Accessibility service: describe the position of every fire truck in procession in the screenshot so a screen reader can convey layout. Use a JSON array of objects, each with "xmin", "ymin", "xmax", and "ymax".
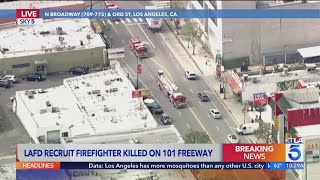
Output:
[
  {"xmin": 104, "ymin": 1, "xmax": 120, "ymax": 21},
  {"xmin": 129, "ymin": 37, "xmax": 149, "ymax": 59},
  {"xmin": 156, "ymin": 70, "xmax": 187, "ymax": 108}
]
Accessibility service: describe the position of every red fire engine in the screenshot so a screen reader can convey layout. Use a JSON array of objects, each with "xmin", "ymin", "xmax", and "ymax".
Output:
[
  {"xmin": 156, "ymin": 70, "xmax": 187, "ymax": 108},
  {"xmin": 129, "ymin": 37, "xmax": 149, "ymax": 59},
  {"xmin": 104, "ymin": 1, "xmax": 120, "ymax": 21}
]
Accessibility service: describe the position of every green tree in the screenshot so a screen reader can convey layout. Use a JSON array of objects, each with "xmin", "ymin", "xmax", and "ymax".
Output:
[
  {"xmin": 185, "ymin": 129, "xmax": 211, "ymax": 144},
  {"xmin": 254, "ymin": 121, "xmax": 272, "ymax": 144},
  {"xmin": 180, "ymin": 21, "xmax": 204, "ymax": 55},
  {"xmin": 170, "ymin": 0, "xmax": 184, "ymax": 35},
  {"xmin": 179, "ymin": 19, "xmax": 192, "ymax": 48}
]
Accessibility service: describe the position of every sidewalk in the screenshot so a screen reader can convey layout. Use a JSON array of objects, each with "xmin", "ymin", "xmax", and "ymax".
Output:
[{"xmin": 161, "ymin": 19, "xmax": 264, "ymax": 143}]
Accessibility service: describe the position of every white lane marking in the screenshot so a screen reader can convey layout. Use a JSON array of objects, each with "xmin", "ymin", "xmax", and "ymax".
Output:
[
  {"xmin": 107, "ymin": 19, "xmax": 112, "ymax": 24},
  {"xmin": 178, "ymin": 111, "xmax": 181, "ymax": 116},
  {"xmin": 120, "ymin": 19, "xmax": 125, "ymax": 24},
  {"xmin": 130, "ymin": 51, "xmax": 134, "ymax": 56},
  {"xmin": 190, "ymin": 89, "xmax": 193, "ymax": 93},
  {"xmin": 149, "ymin": 74, "xmax": 154, "ymax": 79},
  {"xmin": 111, "ymin": 24, "xmax": 118, "ymax": 33},
  {"xmin": 139, "ymin": 18, "xmax": 143, "ymax": 22},
  {"xmin": 120, "ymin": 58, "xmax": 163, "ymax": 112},
  {"xmin": 122, "ymin": 40, "xmax": 125, "ymax": 44},
  {"xmin": 133, "ymin": 18, "xmax": 138, "ymax": 22},
  {"xmin": 156, "ymin": 32, "xmax": 160, "ymax": 36},
  {"xmin": 208, "ymin": 114, "xmax": 211, "ymax": 118},
  {"xmin": 187, "ymin": 123, "xmax": 190, "ymax": 129},
  {"xmin": 198, "ymin": 101, "xmax": 201, "ymax": 105},
  {"xmin": 115, "ymin": 21, "xmax": 119, "ymax": 24},
  {"xmin": 162, "ymin": 41, "xmax": 165, "ymax": 45},
  {"xmin": 103, "ymin": 21, "xmax": 106, "ymax": 26},
  {"xmin": 175, "ymin": 64, "xmax": 180, "ymax": 70},
  {"xmin": 126, "ymin": 22, "xmax": 148, "ymax": 26},
  {"xmin": 216, "ymin": 126, "xmax": 220, "ymax": 131},
  {"xmin": 138, "ymin": 24, "xmax": 156, "ymax": 48},
  {"xmin": 126, "ymin": 18, "xmax": 131, "ymax": 23}
]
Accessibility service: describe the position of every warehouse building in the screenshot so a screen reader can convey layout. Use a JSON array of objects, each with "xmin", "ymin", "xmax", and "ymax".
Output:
[
  {"xmin": 0, "ymin": 1, "xmax": 86, "ymax": 25},
  {"xmin": 13, "ymin": 65, "xmax": 184, "ymax": 144},
  {"xmin": 0, "ymin": 18, "xmax": 105, "ymax": 75},
  {"xmin": 189, "ymin": 0, "xmax": 320, "ymax": 68}
]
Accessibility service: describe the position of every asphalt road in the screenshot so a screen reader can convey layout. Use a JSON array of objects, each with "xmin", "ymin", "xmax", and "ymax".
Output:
[{"xmin": 98, "ymin": 0, "xmax": 251, "ymax": 145}]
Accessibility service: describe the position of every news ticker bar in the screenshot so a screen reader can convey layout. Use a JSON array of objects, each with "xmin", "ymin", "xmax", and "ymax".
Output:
[
  {"xmin": 4, "ymin": 9, "xmax": 320, "ymax": 19},
  {"xmin": 16, "ymin": 162, "xmax": 304, "ymax": 170}
]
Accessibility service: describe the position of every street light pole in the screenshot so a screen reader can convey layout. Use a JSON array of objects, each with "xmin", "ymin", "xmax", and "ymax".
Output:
[{"xmin": 136, "ymin": 57, "xmax": 139, "ymax": 90}]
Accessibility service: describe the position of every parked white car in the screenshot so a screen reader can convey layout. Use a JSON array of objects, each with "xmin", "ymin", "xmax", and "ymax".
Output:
[
  {"xmin": 209, "ymin": 109, "xmax": 222, "ymax": 119},
  {"xmin": 1, "ymin": 75, "xmax": 16, "ymax": 83},
  {"xmin": 227, "ymin": 134, "xmax": 240, "ymax": 144},
  {"xmin": 185, "ymin": 70, "xmax": 197, "ymax": 80}
]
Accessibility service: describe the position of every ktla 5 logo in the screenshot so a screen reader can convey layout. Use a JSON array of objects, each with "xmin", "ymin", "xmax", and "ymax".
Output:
[{"xmin": 286, "ymin": 138, "xmax": 304, "ymax": 162}]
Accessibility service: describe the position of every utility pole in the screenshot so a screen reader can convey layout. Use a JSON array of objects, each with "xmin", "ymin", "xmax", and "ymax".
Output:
[
  {"xmin": 136, "ymin": 57, "xmax": 139, "ymax": 90},
  {"xmin": 90, "ymin": 0, "xmax": 93, "ymax": 10}
]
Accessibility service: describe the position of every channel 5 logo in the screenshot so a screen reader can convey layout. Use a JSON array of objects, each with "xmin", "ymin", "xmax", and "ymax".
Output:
[{"xmin": 285, "ymin": 138, "xmax": 304, "ymax": 162}]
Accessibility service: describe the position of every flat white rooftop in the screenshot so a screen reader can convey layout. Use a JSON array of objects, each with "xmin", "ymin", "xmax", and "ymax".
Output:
[
  {"xmin": 64, "ymin": 125, "xmax": 184, "ymax": 144},
  {"xmin": 298, "ymin": 46, "xmax": 320, "ymax": 59},
  {"xmin": 16, "ymin": 66, "xmax": 158, "ymax": 137},
  {"xmin": 0, "ymin": 18, "xmax": 105, "ymax": 59},
  {"xmin": 0, "ymin": 1, "xmax": 85, "ymax": 9},
  {"xmin": 295, "ymin": 124, "xmax": 320, "ymax": 138}
]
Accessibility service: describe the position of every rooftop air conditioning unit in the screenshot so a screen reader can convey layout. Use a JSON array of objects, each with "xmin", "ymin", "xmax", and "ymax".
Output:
[
  {"xmin": 243, "ymin": 74, "xmax": 248, "ymax": 82},
  {"xmin": 86, "ymin": 83, "xmax": 90, "ymax": 87},
  {"xmin": 47, "ymin": 105, "xmax": 53, "ymax": 113},
  {"xmin": 56, "ymin": 27, "xmax": 63, "ymax": 35},
  {"xmin": 252, "ymin": 77, "xmax": 257, "ymax": 84}
]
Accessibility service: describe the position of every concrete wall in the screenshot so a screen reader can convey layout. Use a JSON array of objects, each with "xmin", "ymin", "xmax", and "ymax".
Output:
[
  {"xmin": 15, "ymin": 92, "xmax": 40, "ymax": 144},
  {"xmin": 221, "ymin": 1, "xmax": 320, "ymax": 67},
  {"xmin": 0, "ymin": 46, "xmax": 104, "ymax": 75}
]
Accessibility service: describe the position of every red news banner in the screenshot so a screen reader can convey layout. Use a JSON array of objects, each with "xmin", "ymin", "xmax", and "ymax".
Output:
[
  {"xmin": 223, "ymin": 144, "xmax": 285, "ymax": 162},
  {"xmin": 16, "ymin": 9, "xmax": 42, "ymax": 25}
]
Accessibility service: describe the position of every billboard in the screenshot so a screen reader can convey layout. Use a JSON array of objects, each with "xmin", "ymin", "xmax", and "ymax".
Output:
[{"xmin": 253, "ymin": 92, "xmax": 268, "ymax": 106}]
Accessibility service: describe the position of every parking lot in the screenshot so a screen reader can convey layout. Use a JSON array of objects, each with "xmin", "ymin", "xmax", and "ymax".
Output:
[{"xmin": 0, "ymin": 72, "xmax": 75, "ymax": 157}]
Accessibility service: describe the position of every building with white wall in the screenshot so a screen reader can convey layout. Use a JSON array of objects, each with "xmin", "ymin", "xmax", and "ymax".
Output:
[
  {"xmin": 291, "ymin": 125, "xmax": 320, "ymax": 180},
  {"xmin": 12, "ymin": 65, "xmax": 184, "ymax": 144},
  {"xmin": 189, "ymin": 0, "xmax": 320, "ymax": 68}
]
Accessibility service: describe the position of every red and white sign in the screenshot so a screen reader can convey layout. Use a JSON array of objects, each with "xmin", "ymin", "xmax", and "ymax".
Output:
[
  {"xmin": 16, "ymin": 9, "xmax": 40, "ymax": 18},
  {"xmin": 253, "ymin": 92, "xmax": 268, "ymax": 106},
  {"xmin": 16, "ymin": 9, "xmax": 42, "ymax": 25},
  {"xmin": 132, "ymin": 90, "xmax": 141, "ymax": 98},
  {"xmin": 137, "ymin": 63, "xmax": 142, "ymax": 74}
]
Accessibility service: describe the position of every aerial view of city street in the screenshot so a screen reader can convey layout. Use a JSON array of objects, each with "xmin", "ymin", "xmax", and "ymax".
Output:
[{"xmin": 0, "ymin": 0, "xmax": 320, "ymax": 180}]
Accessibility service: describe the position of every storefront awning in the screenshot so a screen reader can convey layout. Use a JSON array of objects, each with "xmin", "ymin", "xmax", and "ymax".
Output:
[{"xmin": 227, "ymin": 78, "xmax": 241, "ymax": 94}]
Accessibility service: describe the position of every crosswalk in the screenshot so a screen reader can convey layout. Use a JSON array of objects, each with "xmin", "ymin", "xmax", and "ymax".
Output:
[
  {"xmin": 151, "ymin": 1, "xmax": 170, "ymax": 9},
  {"xmin": 104, "ymin": 18, "xmax": 145, "ymax": 25},
  {"xmin": 103, "ymin": 1, "xmax": 171, "ymax": 25}
]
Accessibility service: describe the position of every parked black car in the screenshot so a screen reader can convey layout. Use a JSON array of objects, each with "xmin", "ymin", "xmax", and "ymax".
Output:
[
  {"xmin": 159, "ymin": 113, "xmax": 172, "ymax": 125},
  {"xmin": 198, "ymin": 92, "xmax": 209, "ymax": 102},
  {"xmin": 0, "ymin": 79, "xmax": 11, "ymax": 88},
  {"xmin": 152, "ymin": 104, "xmax": 164, "ymax": 115},
  {"xmin": 22, "ymin": 74, "xmax": 45, "ymax": 82},
  {"xmin": 70, "ymin": 67, "xmax": 89, "ymax": 75}
]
